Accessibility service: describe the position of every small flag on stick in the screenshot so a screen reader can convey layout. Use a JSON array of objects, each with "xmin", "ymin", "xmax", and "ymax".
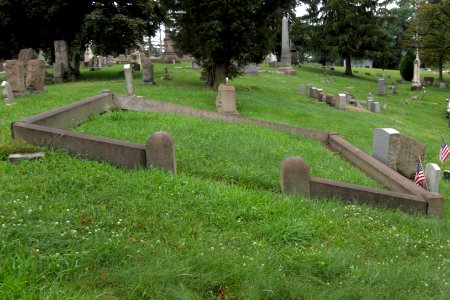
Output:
[
  {"xmin": 439, "ymin": 137, "xmax": 450, "ymax": 163},
  {"xmin": 414, "ymin": 162, "xmax": 425, "ymax": 187}
]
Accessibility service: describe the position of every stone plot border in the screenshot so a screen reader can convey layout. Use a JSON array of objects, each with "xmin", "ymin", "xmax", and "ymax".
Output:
[{"xmin": 11, "ymin": 91, "xmax": 444, "ymax": 217}]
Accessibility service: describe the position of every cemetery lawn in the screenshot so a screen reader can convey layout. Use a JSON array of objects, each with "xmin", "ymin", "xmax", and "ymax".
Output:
[{"xmin": 0, "ymin": 64, "xmax": 449, "ymax": 299}]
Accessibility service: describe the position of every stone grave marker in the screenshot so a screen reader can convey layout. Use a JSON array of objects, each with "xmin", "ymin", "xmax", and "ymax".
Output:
[
  {"xmin": 142, "ymin": 59, "xmax": 156, "ymax": 85},
  {"xmin": 391, "ymin": 85, "xmax": 397, "ymax": 95},
  {"xmin": 2, "ymin": 81, "xmax": 14, "ymax": 104},
  {"xmin": 311, "ymin": 87, "xmax": 317, "ymax": 98},
  {"xmin": 216, "ymin": 83, "xmax": 238, "ymax": 115},
  {"xmin": 244, "ymin": 63, "xmax": 258, "ymax": 76},
  {"xmin": 377, "ymin": 78, "xmax": 387, "ymax": 96},
  {"xmin": 26, "ymin": 59, "xmax": 45, "ymax": 91},
  {"xmin": 280, "ymin": 156, "xmax": 310, "ymax": 196},
  {"xmin": 123, "ymin": 64, "xmax": 135, "ymax": 96},
  {"xmin": 336, "ymin": 93, "xmax": 346, "ymax": 109},
  {"xmin": 9, "ymin": 152, "xmax": 45, "ymax": 164},
  {"xmin": 145, "ymin": 131, "xmax": 176, "ymax": 174},
  {"xmin": 370, "ymin": 102, "xmax": 380, "ymax": 113},
  {"xmin": 316, "ymin": 88, "xmax": 323, "ymax": 100},
  {"xmin": 5, "ymin": 60, "xmax": 25, "ymax": 93},
  {"xmin": 372, "ymin": 128, "xmax": 400, "ymax": 170},
  {"xmin": 299, "ymin": 84, "xmax": 305, "ymax": 94},
  {"xmin": 397, "ymin": 135, "xmax": 426, "ymax": 179},
  {"xmin": 162, "ymin": 65, "xmax": 171, "ymax": 80},
  {"xmin": 425, "ymin": 163, "xmax": 441, "ymax": 193},
  {"xmin": 325, "ymin": 94, "xmax": 335, "ymax": 106},
  {"xmin": 306, "ymin": 84, "xmax": 312, "ymax": 97}
]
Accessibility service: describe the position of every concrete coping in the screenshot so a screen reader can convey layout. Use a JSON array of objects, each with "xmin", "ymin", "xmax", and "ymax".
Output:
[{"xmin": 10, "ymin": 92, "xmax": 444, "ymax": 217}]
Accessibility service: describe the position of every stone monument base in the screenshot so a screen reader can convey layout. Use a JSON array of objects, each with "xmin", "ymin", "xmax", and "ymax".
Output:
[
  {"xmin": 278, "ymin": 66, "xmax": 296, "ymax": 75},
  {"xmin": 410, "ymin": 85, "xmax": 422, "ymax": 91}
]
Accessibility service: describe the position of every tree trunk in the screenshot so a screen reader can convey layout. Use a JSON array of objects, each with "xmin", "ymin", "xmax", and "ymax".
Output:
[
  {"xmin": 438, "ymin": 54, "xmax": 443, "ymax": 82},
  {"xmin": 344, "ymin": 54, "xmax": 353, "ymax": 76},
  {"xmin": 212, "ymin": 62, "xmax": 227, "ymax": 89}
]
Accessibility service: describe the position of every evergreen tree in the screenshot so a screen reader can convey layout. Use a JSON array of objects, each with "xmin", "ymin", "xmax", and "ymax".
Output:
[
  {"xmin": 298, "ymin": 0, "xmax": 393, "ymax": 75},
  {"xmin": 161, "ymin": 0, "xmax": 297, "ymax": 88},
  {"xmin": 399, "ymin": 49, "xmax": 415, "ymax": 81},
  {"xmin": 416, "ymin": 0, "xmax": 450, "ymax": 82}
]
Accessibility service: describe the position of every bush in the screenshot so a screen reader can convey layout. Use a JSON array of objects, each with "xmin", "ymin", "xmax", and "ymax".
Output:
[{"xmin": 399, "ymin": 50, "xmax": 415, "ymax": 81}]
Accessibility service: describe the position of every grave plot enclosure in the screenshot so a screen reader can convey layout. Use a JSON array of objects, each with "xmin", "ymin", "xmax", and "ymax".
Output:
[{"xmin": 11, "ymin": 92, "xmax": 444, "ymax": 217}]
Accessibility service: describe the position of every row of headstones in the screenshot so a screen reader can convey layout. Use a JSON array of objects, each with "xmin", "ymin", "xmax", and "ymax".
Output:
[
  {"xmin": 84, "ymin": 55, "xmax": 114, "ymax": 69},
  {"xmin": 372, "ymin": 128, "xmax": 440, "ymax": 191},
  {"xmin": 299, "ymin": 83, "xmax": 373, "ymax": 111},
  {"xmin": 123, "ymin": 60, "xmax": 172, "ymax": 96},
  {"xmin": 2, "ymin": 59, "xmax": 46, "ymax": 103}
]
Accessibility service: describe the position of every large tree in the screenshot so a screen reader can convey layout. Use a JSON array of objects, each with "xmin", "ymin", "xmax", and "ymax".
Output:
[
  {"xmin": 161, "ymin": 0, "xmax": 297, "ymax": 88},
  {"xmin": 416, "ymin": 0, "xmax": 450, "ymax": 82},
  {"xmin": 297, "ymin": 0, "xmax": 393, "ymax": 75},
  {"xmin": 80, "ymin": 0, "xmax": 163, "ymax": 56},
  {"xmin": 0, "ymin": 0, "xmax": 163, "ymax": 71}
]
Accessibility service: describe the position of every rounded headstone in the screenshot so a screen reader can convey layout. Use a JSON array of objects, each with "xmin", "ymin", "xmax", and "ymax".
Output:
[
  {"xmin": 280, "ymin": 156, "xmax": 310, "ymax": 196},
  {"xmin": 145, "ymin": 131, "xmax": 176, "ymax": 174}
]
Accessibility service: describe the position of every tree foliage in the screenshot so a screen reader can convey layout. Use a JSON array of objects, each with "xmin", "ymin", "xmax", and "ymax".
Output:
[
  {"xmin": 161, "ymin": 0, "xmax": 297, "ymax": 88},
  {"xmin": 80, "ymin": 0, "xmax": 163, "ymax": 56},
  {"xmin": 0, "ymin": 0, "xmax": 163, "ymax": 62},
  {"xmin": 399, "ymin": 49, "xmax": 415, "ymax": 81},
  {"xmin": 416, "ymin": 0, "xmax": 450, "ymax": 81},
  {"xmin": 295, "ymin": 0, "xmax": 394, "ymax": 75}
]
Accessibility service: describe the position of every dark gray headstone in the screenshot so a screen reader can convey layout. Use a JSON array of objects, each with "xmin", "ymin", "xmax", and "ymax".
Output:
[
  {"xmin": 145, "ymin": 131, "xmax": 176, "ymax": 174},
  {"xmin": 280, "ymin": 156, "xmax": 310, "ymax": 196}
]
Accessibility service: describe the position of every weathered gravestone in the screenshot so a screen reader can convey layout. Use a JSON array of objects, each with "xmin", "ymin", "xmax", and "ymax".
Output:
[
  {"xmin": 162, "ymin": 65, "xmax": 171, "ymax": 80},
  {"xmin": 305, "ymin": 84, "xmax": 312, "ymax": 97},
  {"xmin": 325, "ymin": 94, "xmax": 335, "ymax": 106},
  {"xmin": 316, "ymin": 88, "xmax": 323, "ymax": 100},
  {"xmin": 336, "ymin": 93, "xmax": 346, "ymax": 109},
  {"xmin": 216, "ymin": 83, "xmax": 238, "ymax": 115},
  {"xmin": 18, "ymin": 48, "xmax": 38, "ymax": 67},
  {"xmin": 397, "ymin": 135, "xmax": 426, "ymax": 179},
  {"xmin": 310, "ymin": 87, "xmax": 317, "ymax": 98},
  {"xmin": 299, "ymin": 84, "xmax": 305, "ymax": 94},
  {"xmin": 123, "ymin": 64, "xmax": 135, "ymax": 96},
  {"xmin": 5, "ymin": 60, "xmax": 25, "ymax": 93},
  {"xmin": 146, "ymin": 131, "xmax": 176, "ymax": 174},
  {"xmin": 280, "ymin": 156, "xmax": 310, "ymax": 196},
  {"xmin": 53, "ymin": 40, "xmax": 71, "ymax": 81},
  {"xmin": 369, "ymin": 102, "xmax": 380, "ymax": 113},
  {"xmin": 9, "ymin": 152, "xmax": 45, "ymax": 164},
  {"xmin": 142, "ymin": 59, "xmax": 156, "ymax": 85},
  {"xmin": 26, "ymin": 59, "xmax": 45, "ymax": 91},
  {"xmin": 1, "ymin": 81, "xmax": 14, "ymax": 104},
  {"xmin": 377, "ymin": 78, "xmax": 387, "ymax": 96},
  {"xmin": 244, "ymin": 63, "xmax": 258, "ymax": 76},
  {"xmin": 372, "ymin": 128, "xmax": 400, "ymax": 170},
  {"xmin": 425, "ymin": 163, "xmax": 441, "ymax": 193},
  {"xmin": 391, "ymin": 84, "xmax": 397, "ymax": 95}
]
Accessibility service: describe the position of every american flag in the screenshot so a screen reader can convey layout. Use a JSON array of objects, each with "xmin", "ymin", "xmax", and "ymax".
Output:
[
  {"xmin": 414, "ymin": 162, "xmax": 425, "ymax": 187},
  {"xmin": 439, "ymin": 137, "xmax": 450, "ymax": 163}
]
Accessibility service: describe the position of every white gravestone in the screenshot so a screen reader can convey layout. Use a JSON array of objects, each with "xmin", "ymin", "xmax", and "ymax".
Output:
[
  {"xmin": 124, "ymin": 64, "xmax": 135, "ymax": 96},
  {"xmin": 336, "ymin": 93, "xmax": 346, "ymax": 109},
  {"xmin": 2, "ymin": 81, "xmax": 15, "ymax": 104},
  {"xmin": 372, "ymin": 128, "xmax": 400, "ymax": 170},
  {"xmin": 425, "ymin": 163, "xmax": 440, "ymax": 193}
]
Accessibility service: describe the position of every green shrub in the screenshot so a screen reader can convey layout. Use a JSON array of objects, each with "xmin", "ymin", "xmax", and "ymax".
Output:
[{"xmin": 399, "ymin": 49, "xmax": 415, "ymax": 81}]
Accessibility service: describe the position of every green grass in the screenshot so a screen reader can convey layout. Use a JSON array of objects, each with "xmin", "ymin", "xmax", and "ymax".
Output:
[{"xmin": 0, "ymin": 63, "xmax": 449, "ymax": 299}]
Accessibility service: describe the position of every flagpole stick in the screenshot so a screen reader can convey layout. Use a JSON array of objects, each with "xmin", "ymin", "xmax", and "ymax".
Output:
[{"xmin": 418, "ymin": 156, "xmax": 429, "ymax": 190}]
